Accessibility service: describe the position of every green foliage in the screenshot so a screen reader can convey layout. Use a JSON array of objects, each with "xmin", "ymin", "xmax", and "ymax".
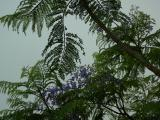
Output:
[
  {"xmin": 1, "ymin": 0, "xmax": 160, "ymax": 120},
  {"xmin": 0, "ymin": 61, "xmax": 58, "ymax": 120},
  {"xmin": 95, "ymin": 8, "xmax": 160, "ymax": 78},
  {"xmin": 0, "ymin": 0, "xmax": 54, "ymax": 36},
  {"xmin": 0, "ymin": 0, "xmax": 84, "ymax": 79}
]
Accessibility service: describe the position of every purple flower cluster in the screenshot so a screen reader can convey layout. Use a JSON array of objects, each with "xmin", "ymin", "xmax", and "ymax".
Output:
[{"xmin": 44, "ymin": 65, "xmax": 93, "ymax": 107}]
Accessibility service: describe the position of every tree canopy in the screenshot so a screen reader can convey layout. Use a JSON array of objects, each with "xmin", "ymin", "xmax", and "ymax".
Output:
[{"xmin": 1, "ymin": 0, "xmax": 160, "ymax": 120}]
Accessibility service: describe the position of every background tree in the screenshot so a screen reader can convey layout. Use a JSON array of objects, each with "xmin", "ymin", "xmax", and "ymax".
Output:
[
  {"xmin": 1, "ymin": 0, "xmax": 160, "ymax": 120},
  {"xmin": 0, "ymin": 61, "xmax": 56, "ymax": 120},
  {"xmin": 1, "ymin": 0, "xmax": 160, "ymax": 77},
  {"xmin": 0, "ymin": 61, "xmax": 92, "ymax": 120}
]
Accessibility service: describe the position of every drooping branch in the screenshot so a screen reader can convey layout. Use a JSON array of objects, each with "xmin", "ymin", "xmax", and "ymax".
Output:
[
  {"xmin": 37, "ymin": 88, "xmax": 51, "ymax": 112},
  {"xmin": 80, "ymin": 0, "xmax": 160, "ymax": 77}
]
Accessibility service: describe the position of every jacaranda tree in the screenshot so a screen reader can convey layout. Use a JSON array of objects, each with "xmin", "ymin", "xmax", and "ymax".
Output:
[
  {"xmin": 1, "ymin": 0, "xmax": 160, "ymax": 120},
  {"xmin": 0, "ymin": 61, "xmax": 93, "ymax": 120}
]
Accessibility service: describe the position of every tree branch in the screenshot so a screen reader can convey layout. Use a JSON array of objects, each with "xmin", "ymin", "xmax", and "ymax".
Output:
[
  {"xmin": 37, "ymin": 88, "xmax": 51, "ymax": 112},
  {"xmin": 102, "ymin": 104, "xmax": 122, "ymax": 115},
  {"xmin": 80, "ymin": 0, "xmax": 160, "ymax": 77}
]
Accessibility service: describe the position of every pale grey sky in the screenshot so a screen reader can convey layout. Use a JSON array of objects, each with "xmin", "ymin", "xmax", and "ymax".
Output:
[{"xmin": 0, "ymin": 0, "xmax": 160, "ymax": 110}]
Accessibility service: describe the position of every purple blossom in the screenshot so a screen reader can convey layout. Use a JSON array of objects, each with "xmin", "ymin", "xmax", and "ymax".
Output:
[
  {"xmin": 70, "ymin": 76, "xmax": 75, "ymax": 81},
  {"xmin": 62, "ymin": 83, "xmax": 71, "ymax": 91},
  {"xmin": 43, "ymin": 65, "xmax": 93, "ymax": 107},
  {"xmin": 80, "ymin": 67, "xmax": 87, "ymax": 78},
  {"xmin": 70, "ymin": 81, "xmax": 77, "ymax": 89},
  {"xmin": 47, "ymin": 87, "xmax": 59, "ymax": 95}
]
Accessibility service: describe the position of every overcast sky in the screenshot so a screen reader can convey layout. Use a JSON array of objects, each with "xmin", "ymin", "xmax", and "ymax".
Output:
[{"xmin": 0, "ymin": 0, "xmax": 160, "ymax": 110}]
